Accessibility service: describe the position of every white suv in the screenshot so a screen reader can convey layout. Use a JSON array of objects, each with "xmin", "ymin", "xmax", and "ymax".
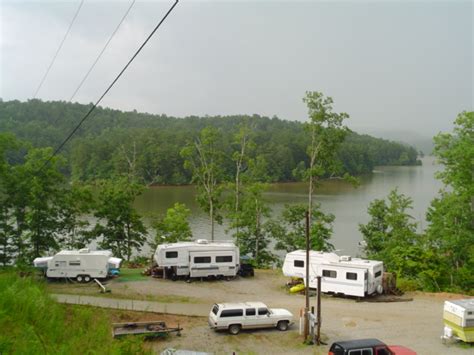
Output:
[{"xmin": 208, "ymin": 301, "xmax": 293, "ymax": 335}]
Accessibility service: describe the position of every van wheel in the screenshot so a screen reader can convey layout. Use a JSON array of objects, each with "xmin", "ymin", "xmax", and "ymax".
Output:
[
  {"xmin": 76, "ymin": 275, "xmax": 83, "ymax": 283},
  {"xmin": 84, "ymin": 275, "xmax": 91, "ymax": 283},
  {"xmin": 228, "ymin": 324, "xmax": 241, "ymax": 335},
  {"xmin": 171, "ymin": 274, "xmax": 178, "ymax": 281},
  {"xmin": 277, "ymin": 321, "xmax": 289, "ymax": 331}
]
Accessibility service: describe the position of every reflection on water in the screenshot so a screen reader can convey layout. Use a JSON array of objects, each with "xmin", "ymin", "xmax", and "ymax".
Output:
[{"xmin": 135, "ymin": 157, "xmax": 442, "ymax": 257}]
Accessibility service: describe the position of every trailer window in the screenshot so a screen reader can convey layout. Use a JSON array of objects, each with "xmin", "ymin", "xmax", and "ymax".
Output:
[
  {"xmin": 216, "ymin": 256, "xmax": 232, "ymax": 263},
  {"xmin": 258, "ymin": 308, "xmax": 269, "ymax": 315},
  {"xmin": 375, "ymin": 270, "xmax": 382, "ymax": 278},
  {"xmin": 322, "ymin": 269, "xmax": 337, "ymax": 278},
  {"xmin": 220, "ymin": 309, "xmax": 243, "ymax": 318},
  {"xmin": 165, "ymin": 251, "xmax": 178, "ymax": 258},
  {"xmin": 69, "ymin": 261, "xmax": 81, "ymax": 266},
  {"xmin": 346, "ymin": 272, "xmax": 358, "ymax": 280},
  {"xmin": 54, "ymin": 261, "xmax": 66, "ymax": 267},
  {"xmin": 348, "ymin": 350, "xmax": 373, "ymax": 355},
  {"xmin": 245, "ymin": 308, "xmax": 256, "ymax": 316},
  {"xmin": 294, "ymin": 260, "xmax": 304, "ymax": 268},
  {"xmin": 194, "ymin": 256, "xmax": 211, "ymax": 263}
]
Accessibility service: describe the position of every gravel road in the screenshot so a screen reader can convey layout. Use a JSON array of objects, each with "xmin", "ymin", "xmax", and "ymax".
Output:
[{"xmin": 48, "ymin": 270, "xmax": 472, "ymax": 355}]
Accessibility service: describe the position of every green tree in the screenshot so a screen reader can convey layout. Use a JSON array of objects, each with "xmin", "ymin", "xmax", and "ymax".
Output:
[
  {"xmin": 425, "ymin": 111, "xmax": 474, "ymax": 291},
  {"xmin": 23, "ymin": 148, "xmax": 68, "ymax": 259},
  {"xmin": 92, "ymin": 177, "xmax": 148, "ymax": 261},
  {"xmin": 302, "ymin": 92, "xmax": 349, "ymax": 250},
  {"xmin": 181, "ymin": 127, "xmax": 224, "ymax": 241},
  {"xmin": 359, "ymin": 189, "xmax": 427, "ymax": 280},
  {"xmin": 153, "ymin": 202, "xmax": 192, "ymax": 245},
  {"xmin": 231, "ymin": 183, "xmax": 277, "ymax": 267},
  {"xmin": 274, "ymin": 203, "xmax": 335, "ymax": 253}
]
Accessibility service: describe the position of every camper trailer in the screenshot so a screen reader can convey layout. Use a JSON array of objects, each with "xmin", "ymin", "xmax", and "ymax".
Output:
[
  {"xmin": 443, "ymin": 299, "xmax": 474, "ymax": 342},
  {"xmin": 33, "ymin": 248, "xmax": 122, "ymax": 282},
  {"xmin": 282, "ymin": 250, "xmax": 384, "ymax": 297},
  {"xmin": 154, "ymin": 239, "xmax": 240, "ymax": 280}
]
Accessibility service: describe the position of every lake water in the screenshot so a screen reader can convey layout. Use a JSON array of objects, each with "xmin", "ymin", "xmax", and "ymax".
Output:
[{"xmin": 135, "ymin": 156, "xmax": 442, "ymax": 257}]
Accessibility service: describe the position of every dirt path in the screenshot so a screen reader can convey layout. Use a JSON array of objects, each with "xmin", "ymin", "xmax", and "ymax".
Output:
[{"xmin": 47, "ymin": 270, "xmax": 472, "ymax": 354}]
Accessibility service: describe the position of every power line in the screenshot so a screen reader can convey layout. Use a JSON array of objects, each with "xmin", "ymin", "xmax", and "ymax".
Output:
[
  {"xmin": 33, "ymin": 0, "xmax": 84, "ymax": 99},
  {"xmin": 68, "ymin": 0, "xmax": 136, "ymax": 102},
  {"xmin": 40, "ymin": 0, "xmax": 180, "ymax": 172}
]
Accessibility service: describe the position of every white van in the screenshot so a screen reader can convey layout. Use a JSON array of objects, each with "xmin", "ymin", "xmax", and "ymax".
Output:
[{"xmin": 208, "ymin": 302, "xmax": 293, "ymax": 335}]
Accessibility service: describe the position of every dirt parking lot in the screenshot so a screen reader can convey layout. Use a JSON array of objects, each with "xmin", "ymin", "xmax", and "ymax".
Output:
[{"xmin": 48, "ymin": 269, "xmax": 472, "ymax": 354}]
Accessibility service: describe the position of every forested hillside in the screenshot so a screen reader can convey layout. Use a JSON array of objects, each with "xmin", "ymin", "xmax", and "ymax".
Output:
[{"xmin": 0, "ymin": 99, "xmax": 420, "ymax": 184}]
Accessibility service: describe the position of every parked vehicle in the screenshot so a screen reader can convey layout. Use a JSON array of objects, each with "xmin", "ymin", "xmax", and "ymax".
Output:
[
  {"xmin": 442, "ymin": 299, "xmax": 474, "ymax": 342},
  {"xmin": 33, "ymin": 248, "xmax": 122, "ymax": 282},
  {"xmin": 154, "ymin": 239, "xmax": 240, "ymax": 280},
  {"xmin": 282, "ymin": 250, "xmax": 384, "ymax": 297},
  {"xmin": 238, "ymin": 262, "xmax": 255, "ymax": 277},
  {"xmin": 208, "ymin": 301, "xmax": 293, "ymax": 335},
  {"xmin": 328, "ymin": 338, "xmax": 417, "ymax": 355}
]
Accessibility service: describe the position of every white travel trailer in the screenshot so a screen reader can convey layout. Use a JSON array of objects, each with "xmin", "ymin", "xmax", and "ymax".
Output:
[
  {"xmin": 282, "ymin": 250, "xmax": 384, "ymax": 297},
  {"xmin": 33, "ymin": 248, "xmax": 122, "ymax": 282},
  {"xmin": 154, "ymin": 239, "xmax": 240, "ymax": 280}
]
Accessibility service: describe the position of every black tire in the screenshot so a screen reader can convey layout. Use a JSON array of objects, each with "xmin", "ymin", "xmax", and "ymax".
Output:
[
  {"xmin": 76, "ymin": 275, "xmax": 83, "ymax": 283},
  {"xmin": 228, "ymin": 324, "xmax": 241, "ymax": 335},
  {"xmin": 277, "ymin": 321, "xmax": 289, "ymax": 331},
  {"xmin": 84, "ymin": 275, "xmax": 91, "ymax": 283},
  {"xmin": 171, "ymin": 274, "xmax": 178, "ymax": 281}
]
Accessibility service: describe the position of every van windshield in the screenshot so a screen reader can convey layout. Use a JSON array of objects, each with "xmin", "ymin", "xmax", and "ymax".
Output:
[{"xmin": 212, "ymin": 305, "xmax": 219, "ymax": 315}]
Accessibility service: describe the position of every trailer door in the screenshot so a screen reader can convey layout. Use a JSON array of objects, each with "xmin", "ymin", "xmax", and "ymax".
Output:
[{"xmin": 189, "ymin": 252, "xmax": 217, "ymax": 278}]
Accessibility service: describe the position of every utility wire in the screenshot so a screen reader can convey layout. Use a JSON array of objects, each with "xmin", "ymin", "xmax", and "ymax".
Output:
[
  {"xmin": 68, "ymin": 0, "xmax": 136, "ymax": 102},
  {"xmin": 33, "ymin": 0, "xmax": 84, "ymax": 99},
  {"xmin": 40, "ymin": 0, "xmax": 179, "ymax": 171}
]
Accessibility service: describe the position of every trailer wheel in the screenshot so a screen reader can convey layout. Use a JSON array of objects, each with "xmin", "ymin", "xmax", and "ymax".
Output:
[
  {"xmin": 76, "ymin": 275, "xmax": 83, "ymax": 283},
  {"xmin": 84, "ymin": 275, "xmax": 91, "ymax": 283},
  {"xmin": 277, "ymin": 321, "xmax": 289, "ymax": 331},
  {"xmin": 228, "ymin": 324, "xmax": 241, "ymax": 335}
]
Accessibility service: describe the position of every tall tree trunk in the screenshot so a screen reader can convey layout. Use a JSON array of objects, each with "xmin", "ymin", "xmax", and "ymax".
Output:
[{"xmin": 210, "ymin": 198, "xmax": 214, "ymax": 242}]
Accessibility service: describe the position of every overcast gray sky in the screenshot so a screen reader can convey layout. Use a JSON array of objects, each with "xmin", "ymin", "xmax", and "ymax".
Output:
[{"xmin": 1, "ymin": 0, "xmax": 472, "ymax": 138}]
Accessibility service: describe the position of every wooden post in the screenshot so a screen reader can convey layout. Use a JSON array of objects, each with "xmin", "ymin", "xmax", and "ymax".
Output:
[
  {"xmin": 304, "ymin": 210, "xmax": 310, "ymax": 340},
  {"xmin": 316, "ymin": 275, "xmax": 322, "ymax": 345}
]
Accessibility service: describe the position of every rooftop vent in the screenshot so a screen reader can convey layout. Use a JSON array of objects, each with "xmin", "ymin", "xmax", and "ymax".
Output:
[
  {"xmin": 196, "ymin": 239, "xmax": 209, "ymax": 244},
  {"xmin": 79, "ymin": 248, "xmax": 90, "ymax": 253},
  {"xmin": 340, "ymin": 255, "xmax": 351, "ymax": 262}
]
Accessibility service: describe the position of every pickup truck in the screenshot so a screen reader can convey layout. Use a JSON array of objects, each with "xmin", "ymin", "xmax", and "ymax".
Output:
[
  {"xmin": 329, "ymin": 338, "xmax": 417, "ymax": 355},
  {"xmin": 208, "ymin": 302, "xmax": 293, "ymax": 335}
]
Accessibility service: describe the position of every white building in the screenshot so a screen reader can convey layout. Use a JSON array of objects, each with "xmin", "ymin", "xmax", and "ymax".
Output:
[
  {"xmin": 154, "ymin": 239, "xmax": 240, "ymax": 279},
  {"xmin": 282, "ymin": 250, "xmax": 384, "ymax": 297}
]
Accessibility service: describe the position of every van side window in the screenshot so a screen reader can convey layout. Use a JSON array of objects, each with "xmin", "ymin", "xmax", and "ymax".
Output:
[
  {"xmin": 220, "ymin": 309, "xmax": 243, "ymax": 318},
  {"xmin": 166, "ymin": 251, "xmax": 178, "ymax": 258},
  {"xmin": 376, "ymin": 348, "xmax": 391, "ymax": 355},
  {"xmin": 212, "ymin": 305, "xmax": 219, "ymax": 315},
  {"xmin": 216, "ymin": 256, "xmax": 232, "ymax": 263},
  {"xmin": 194, "ymin": 256, "xmax": 211, "ymax": 263},
  {"xmin": 69, "ymin": 261, "xmax": 81, "ymax": 266},
  {"xmin": 374, "ymin": 270, "xmax": 382, "ymax": 278},
  {"xmin": 294, "ymin": 260, "xmax": 304, "ymax": 268},
  {"xmin": 322, "ymin": 269, "xmax": 337, "ymax": 278},
  {"xmin": 245, "ymin": 308, "xmax": 256, "ymax": 316},
  {"xmin": 346, "ymin": 272, "xmax": 357, "ymax": 280},
  {"xmin": 258, "ymin": 308, "xmax": 268, "ymax": 315}
]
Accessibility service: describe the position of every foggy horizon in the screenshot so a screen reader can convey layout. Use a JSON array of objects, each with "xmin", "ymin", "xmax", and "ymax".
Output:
[{"xmin": 1, "ymin": 0, "xmax": 472, "ymax": 139}]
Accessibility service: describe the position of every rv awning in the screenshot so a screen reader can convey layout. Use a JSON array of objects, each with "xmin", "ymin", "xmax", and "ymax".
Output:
[
  {"xmin": 108, "ymin": 257, "xmax": 122, "ymax": 268},
  {"xmin": 33, "ymin": 257, "xmax": 53, "ymax": 268}
]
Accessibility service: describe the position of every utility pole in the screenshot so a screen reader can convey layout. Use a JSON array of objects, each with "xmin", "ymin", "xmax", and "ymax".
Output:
[
  {"xmin": 303, "ymin": 210, "xmax": 310, "ymax": 340},
  {"xmin": 316, "ymin": 275, "xmax": 322, "ymax": 345}
]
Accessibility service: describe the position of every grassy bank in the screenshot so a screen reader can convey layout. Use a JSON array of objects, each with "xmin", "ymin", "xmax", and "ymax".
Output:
[{"xmin": 0, "ymin": 270, "xmax": 150, "ymax": 354}]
